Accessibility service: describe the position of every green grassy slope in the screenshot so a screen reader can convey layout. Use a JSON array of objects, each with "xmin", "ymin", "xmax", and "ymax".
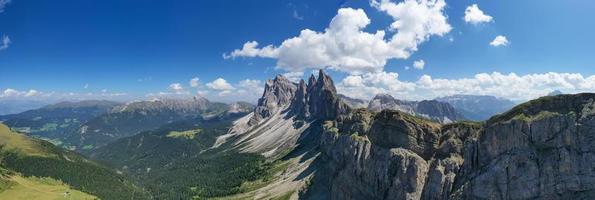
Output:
[
  {"xmin": 0, "ymin": 169, "xmax": 97, "ymax": 200},
  {"xmin": 0, "ymin": 123, "xmax": 149, "ymax": 199}
]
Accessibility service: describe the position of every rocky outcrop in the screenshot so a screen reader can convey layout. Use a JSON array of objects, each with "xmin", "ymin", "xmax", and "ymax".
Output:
[
  {"xmin": 317, "ymin": 93, "xmax": 595, "ymax": 200},
  {"xmin": 367, "ymin": 110, "xmax": 441, "ymax": 160},
  {"xmin": 320, "ymin": 130, "xmax": 429, "ymax": 200},
  {"xmin": 319, "ymin": 110, "xmax": 436, "ymax": 200},
  {"xmin": 368, "ymin": 94, "xmax": 465, "ymax": 123}
]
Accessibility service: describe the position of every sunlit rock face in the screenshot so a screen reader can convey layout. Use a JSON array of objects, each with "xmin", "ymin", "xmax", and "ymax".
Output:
[{"xmin": 318, "ymin": 94, "xmax": 595, "ymax": 200}]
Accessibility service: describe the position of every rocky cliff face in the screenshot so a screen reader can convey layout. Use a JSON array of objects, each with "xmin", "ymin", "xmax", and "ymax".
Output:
[
  {"xmin": 452, "ymin": 94, "xmax": 595, "ymax": 199},
  {"xmin": 317, "ymin": 94, "xmax": 595, "ymax": 200},
  {"xmin": 368, "ymin": 94, "xmax": 465, "ymax": 123}
]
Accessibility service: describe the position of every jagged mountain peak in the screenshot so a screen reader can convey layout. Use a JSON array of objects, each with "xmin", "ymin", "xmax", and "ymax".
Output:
[
  {"xmin": 308, "ymin": 72, "xmax": 317, "ymax": 86},
  {"xmin": 225, "ymin": 70, "xmax": 349, "ymax": 158},
  {"xmin": 309, "ymin": 69, "xmax": 337, "ymax": 93},
  {"xmin": 250, "ymin": 70, "xmax": 349, "ymax": 125},
  {"xmin": 250, "ymin": 74, "xmax": 298, "ymax": 125}
]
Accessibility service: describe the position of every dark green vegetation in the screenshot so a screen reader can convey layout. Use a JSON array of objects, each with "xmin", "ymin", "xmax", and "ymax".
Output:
[
  {"xmin": 92, "ymin": 114, "xmax": 271, "ymax": 199},
  {"xmin": 0, "ymin": 123, "xmax": 149, "ymax": 199},
  {"xmin": 0, "ymin": 168, "xmax": 13, "ymax": 193}
]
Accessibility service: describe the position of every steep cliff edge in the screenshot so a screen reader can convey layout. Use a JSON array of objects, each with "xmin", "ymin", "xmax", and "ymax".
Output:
[
  {"xmin": 452, "ymin": 94, "xmax": 595, "ymax": 199},
  {"xmin": 316, "ymin": 93, "xmax": 595, "ymax": 200}
]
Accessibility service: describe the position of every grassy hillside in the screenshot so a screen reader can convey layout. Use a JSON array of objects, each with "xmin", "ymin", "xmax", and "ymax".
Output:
[
  {"xmin": 0, "ymin": 123, "xmax": 149, "ymax": 199},
  {"xmin": 0, "ymin": 169, "xmax": 97, "ymax": 200}
]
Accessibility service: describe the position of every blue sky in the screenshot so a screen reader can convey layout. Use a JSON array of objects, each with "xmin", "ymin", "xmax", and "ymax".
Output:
[{"xmin": 1, "ymin": 0, "xmax": 595, "ymax": 102}]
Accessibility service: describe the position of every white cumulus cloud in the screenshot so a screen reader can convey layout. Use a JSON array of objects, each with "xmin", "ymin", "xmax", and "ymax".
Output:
[
  {"xmin": 464, "ymin": 4, "xmax": 493, "ymax": 25},
  {"xmin": 226, "ymin": 1, "xmax": 450, "ymax": 74},
  {"xmin": 234, "ymin": 79, "xmax": 264, "ymax": 99},
  {"xmin": 0, "ymin": 35, "xmax": 10, "ymax": 50},
  {"xmin": 24, "ymin": 90, "xmax": 40, "ymax": 97},
  {"xmin": 413, "ymin": 59, "xmax": 425, "ymax": 70},
  {"xmin": 1, "ymin": 88, "xmax": 20, "ymax": 97},
  {"xmin": 282, "ymin": 72, "xmax": 304, "ymax": 82},
  {"xmin": 190, "ymin": 77, "xmax": 200, "ymax": 87},
  {"xmin": 169, "ymin": 83, "xmax": 186, "ymax": 94},
  {"xmin": 490, "ymin": 35, "xmax": 509, "ymax": 47},
  {"xmin": 207, "ymin": 78, "xmax": 235, "ymax": 90},
  {"xmin": 338, "ymin": 71, "xmax": 415, "ymax": 99},
  {"xmin": 1, "ymin": 88, "xmax": 42, "ymax": 98}
]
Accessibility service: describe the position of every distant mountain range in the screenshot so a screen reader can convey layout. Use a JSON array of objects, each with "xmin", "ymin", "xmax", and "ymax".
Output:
[
  {"xmin": 338, "ymin": 93, "xmax": 517, "ymax": 122},
  {"xmin": 0, "ymin": 100, "xmax": 122, "ymax": 149},
  {"xmin": 338, "ymin": 93, "xmax": 518, "ymax": 122},
  {"xmin": 367, "ymin": 93, "xmax": 465, "ymax": 123},
  {"xmin": 435, "ymin": 94, "xmax": 517, "ymax": 120},
  {"xmin": 338, "ymin": 94, "xmax": 368, "ymax": 108},
  {"xmin": 0, "ymin": 97, "xmax": 253, "ymax": 152},
  {"xmin": 0, "ymin": 100, "xmax": 49, "ymax": 115}
]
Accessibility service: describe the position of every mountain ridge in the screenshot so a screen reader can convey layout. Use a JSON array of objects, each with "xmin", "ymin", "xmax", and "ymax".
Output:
[{"xmin": 368, "ymin": 93, "xmax": 465, "ymax": 123}]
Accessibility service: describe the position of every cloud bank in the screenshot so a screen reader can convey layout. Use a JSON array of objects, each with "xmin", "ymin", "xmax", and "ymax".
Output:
[{"xmin": 338, "ymin": 72, "xmax": 595, "ymax": 101}]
